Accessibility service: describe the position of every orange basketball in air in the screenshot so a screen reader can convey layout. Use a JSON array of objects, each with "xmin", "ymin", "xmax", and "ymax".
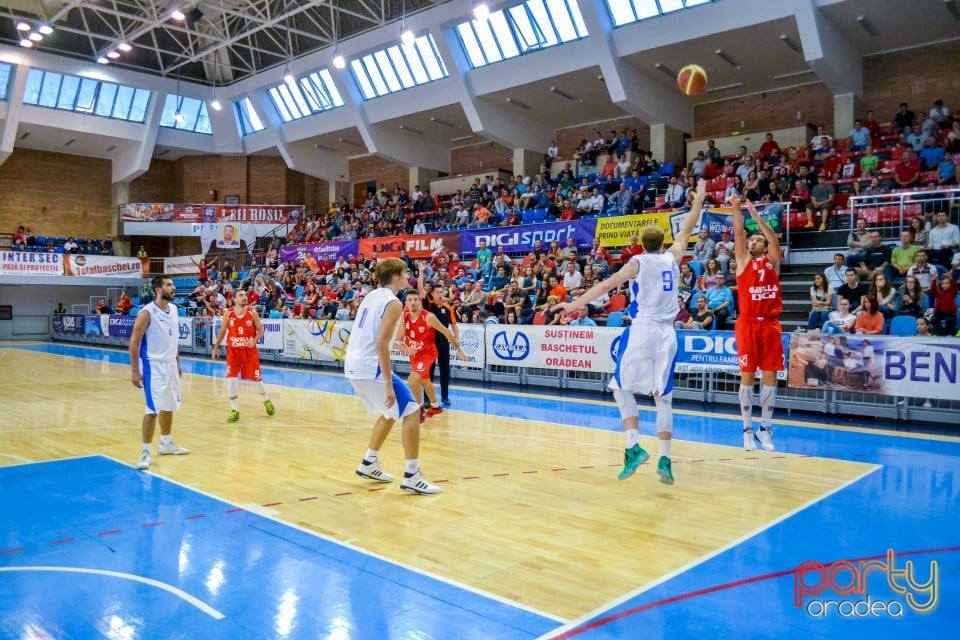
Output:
[{"xmin": 677, "ymin": 64, "xmax": 708, "ymax": 96}]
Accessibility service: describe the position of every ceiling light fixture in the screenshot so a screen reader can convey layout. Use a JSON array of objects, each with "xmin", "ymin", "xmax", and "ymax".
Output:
[
  {"xmin": 550, "ymin": 86, "xmax": 575, "ymax": 100},
  {"xmin": 210, "ymin": 58, "xmax": 222, "ymax": 111},
  {"xmin": 430, "ymin": 117, "xmax": 455, "ymax": 127},
  {"xmin": 174, "ymin": 75, "xmax": 185, "ymax": 122},
  {"xmin": 107, "ymin": 50, "xmax": 120, "ymax": 59},
  {"xmin": 171, "ymin": 9, "xmax": 186, "ymax": 21},
  {"xmin": 856, "ymin": 15, "xmax": 877, "ymax": 36},
  {"xmin": 38, "ymin": 25, "xmax": 53, "ymax": 35},
  {"xmin": 771, "ymin": 69, "xmax": 815, "ymax": 81},
  {"xmin": 118, "ymin": 42, "xmax": 132, "ymax": 52},
  {"xmin": 20, "ymin": 39, "xmax": 33, "ymax": 48},
  {"xmin": 17, "ymin": 22, "xmax": 30, "ymax": 32},
  {"xmin": 332, "ymin": 53, "xmax": 346, "ymax": 69},
  {"xmin": 779, "ymin": 34, "xmax": 802, "ymax": 53},
  {"xmin": 283, "ymin": 65, "xmax": 296, "ymax": 85},
  {"xmin": 715, "ymin": 48, "xmax": 741, "ymax": 70},
  {"xmin": 473, "ymin": 2, "xmax": 490, "ymax": 22},
  {"xmin": 331, "ymin": 1, "xmax": 346, "ymax": 69},
  {"xmin": 399, "ymin": 124, "xmax": 423, "ymax": 135},
  {"xmin": 97, "ymin": 56, "xmax": 109, "ymax": 64},
  {"xmin": 705, "ymin": 81, "xmax": 745, "ymax": 94},
  {"xmin": 505, "ymin": 97, "xmax": 531, "ymax": 110},
  {"xmin": 401, "ymin": 0, "xmax": 415, "ymax": 45},
  {"xmin": 28, "ymin": 32, "xmax": 43, "ymax": 42}
]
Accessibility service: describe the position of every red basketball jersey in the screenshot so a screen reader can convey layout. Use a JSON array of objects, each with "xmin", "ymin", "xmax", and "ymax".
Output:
[
  {"xmin": 404, "ymin": 310, "xmax": 437, "ymax": 356},
  {"xmin": 737, "ymin": 256, "xmax": 783, "ymax": 319},
  {"xmin": 226, "ymin": 307, "xmax": 257, "ymax": 349}
]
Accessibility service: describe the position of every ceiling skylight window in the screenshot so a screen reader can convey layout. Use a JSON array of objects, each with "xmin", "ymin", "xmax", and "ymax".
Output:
[
  {"xmin": 349, "ymin": 34, "xmax": 448, "ymax": 100},
  {"xmin": 159, "ymin": 94, "xmax": 212, "ymax": 134},
  {"xmin": 234, "ymin": 97, "xmax": 266, "ymax": 136},
  {"xmin": 21, "ymin": 68, "xmax": 151, "ymax": 122},
  {"xmin": 606, "ymin": 0, "xmax": 712, "ymax": 28},
  {"xmin": 268, "ymin": 69, "xmax": 344, "ymax": 122}
]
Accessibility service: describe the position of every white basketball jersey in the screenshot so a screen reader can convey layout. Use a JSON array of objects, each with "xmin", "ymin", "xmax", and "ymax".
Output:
[
  {"xmin": 344, "ymin": 287, "xmax": 400, "ymax": 380},
  {"xmin": 139, "ymin": 302, "xmax": 179, "ymax": 362},
  {"xmin": 626, "ymin": 252, "xmax": 680, "ymax": 324}
]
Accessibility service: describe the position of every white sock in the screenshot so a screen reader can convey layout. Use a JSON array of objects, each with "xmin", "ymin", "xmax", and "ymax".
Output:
[
  {"xmin": 760, "ymin": 384, "xmax": 776, "ymax": 430},
  {"xmin": 659, "ymin": 438, "xmax": 671, "ymax": 458},
  {"xmin": 256, "ymin": 382, "xmax": 270, "ymax": 400},
  {"xmin": 141, "ymin": 443, "xmax": 151, "ymax": 453},
  {"xmin": 364, "ymin": 448, "xmax": 378, "ymax": 462},
  {"xmin": 160, "ymin": 435, "xmax": 171, "ymax": 446},
  {"xmin": 405, "ymin": 459, "xmax": 419, "ymax": 475},
  {"xmin": 625, "ymin": 428, "xmax": 639, "ymax": 449},
  {"xmin": 739, "ymin": 385, "xmax": 754, "ymax": 431},
  {"xmin": 230, "ymin": 397, "xmax": 239, "ymax": 411}
]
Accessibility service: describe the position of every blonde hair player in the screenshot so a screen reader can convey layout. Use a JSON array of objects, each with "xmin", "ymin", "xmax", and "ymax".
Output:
[
  {"xmin": 344, "ymin": 258, "xmax": 442, "ymax": 494},
  {"xmin": 553, "ymin": 179, "xmax": 708, "ymax": 484},
  {"xmin": 129, "ymin": 275, "xmax": 189, "ymax": 470},
  {"xmin": 729, "ymin": 195, "xmax": 783, "ymax": 452},
  {"xmin": 212, "ymin": 288, "xmax": 275, "ymax": 423}
]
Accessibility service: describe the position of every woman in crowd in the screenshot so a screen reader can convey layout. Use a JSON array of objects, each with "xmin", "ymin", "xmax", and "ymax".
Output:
[
  {"xmin": 854, "ymin": 297, "xmax": 884, "ymax": 335},
  {"xmin": 909, "ymin": 216, "xmax": 930, "ymax": 251},
  {"xmin": 743, "ymin": 170, "xmax": 761, "ymax": 201},
  {"xmin": 808, "ymin": 273, "xmax": 834, "ymax": 331},
  {"xmin": 724, "ymin": 175, "xmax": 744, "ymax": 202},
  {"xmin": 897, "ymin": 275, "xmax": 928, "ymax": 317},
  {"xmin": 930, "ymin": 274, "xmax": 958, "ymax": 336},
  {"xmin": 823, "ymin": 298, "xmax": 857, "ymax": 334},
  {"xmin": 697, "ymin": 258, "xmax": 722, "ymax": 291},
  {"xmin": 869, "ymin": 273, "xmax": 898, "ymax": 320}
]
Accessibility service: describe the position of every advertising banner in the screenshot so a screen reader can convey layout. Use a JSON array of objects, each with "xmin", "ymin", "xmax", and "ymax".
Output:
[
  {"xmin": 674, "ymin": 329, "xmax": 790, "ymax": 377},
  {"xmin": 461, "ymin": 220, "xmax": 596, "ymax": 256},
  {"xmin": 106, "ymin": 315, "xmax": 136, "ymax": 339},
  {"xmin": 278, "ymin": 240, "xmax": 360, "ymax": 264},
  {"xmin": 211, "ymin": 317, "xmax": 284, "ymax": 350},
  {"xmin": 177, "ymin": 316, "xmax": 193, "ymax": 347},
  {"xmin": 485, "ymin": 325, "xmax": 619, "ymax": 373},
  {"xmin": 63, "ymin": 255, "xmax": 142, "ymax": 278},
  {"xmin": 282, "ymin": 319, "xmax": 352, "ymax": 363},
  {"xmin": 451, "ymin": 323, "xmax": 485, "ymax": 369},
  {"xmin": 787, "ymin": 333, "xmax": 959, "ymax": 400},
  {"xmin": 0, "ymin": 252, "xmax": 62, "ymax": 276},
  {"xmin": 52, "ymin": 314, "xmax": 84, "ymax": 336},
  {"xmin": 121, "ymin": 203, "xmax": 303, "ymax": 225},
  {"xmin": 164, "ymin": 255, "xmax": 203, "ymax": 275},
  {"xmin": 699, "ymin": 204, "xmax": 783, "ymax": 241},
  {"xmin": 359, "ymin": 232, "xmax": 462, "ymax": 259},
  {"xmin": 595, "ymin": 212, "xmax": 677, "ymax": 248}
]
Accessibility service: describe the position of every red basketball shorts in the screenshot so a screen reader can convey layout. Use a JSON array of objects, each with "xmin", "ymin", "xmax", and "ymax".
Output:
[
  {"xmin": 735, "ymin": 317, "xmax": 784, "ymax": 373},
  {"xmin": 226, "ymin": 348, "xmax": 263, "ymax": 381},
  {"xmin": 410, "ymin": 349, "xmax": 438, "ymax": 377}
]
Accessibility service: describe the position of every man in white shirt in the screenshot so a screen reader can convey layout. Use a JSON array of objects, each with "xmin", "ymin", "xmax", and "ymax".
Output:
[
  {"xmin": 824, "ymin": 253, "xmax": 847, "ymax": 290},
  {"xmin": 562, "ymin": 261, "xmax": 582, "ymax": 291},
  {"xmin": 929, "ymin": 211, "xmax": 960, "ymax": 268},
  {"xmin": 413, "ymin": 219, "xmax": 428, "ymax": 235},
  {"xmin": 810, "ymin": 125, "xmax": 833, "ymax": 148}
]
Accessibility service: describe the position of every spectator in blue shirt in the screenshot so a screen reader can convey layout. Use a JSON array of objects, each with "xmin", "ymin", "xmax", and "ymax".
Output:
[
  {"xmin": 918, "ymin": 137, "xmax": 946, "ymax": 170},
  {"xmin": 848, "ymin": 119, "xmax": 871, "ymax": 152},
  {"xmin": 704, "ymin": 273, "xmax": 736, "ymax": 329}
]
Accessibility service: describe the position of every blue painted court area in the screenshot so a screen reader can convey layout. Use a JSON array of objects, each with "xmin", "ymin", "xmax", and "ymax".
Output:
[
  {"xmin": 5, "ymin": 343, "xmax": 960, "ymax": 639},
  {"xmin": 0, "ymin": 456, "xmax": 556, "ymax": 640}
]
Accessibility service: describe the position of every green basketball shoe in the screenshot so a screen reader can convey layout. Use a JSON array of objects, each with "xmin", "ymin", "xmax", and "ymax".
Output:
[
  {"xmin": 617, "ymin": 443, "xmax": 649, "ymax": 480},
  {"xmin": 657, "ymin": 456, "xmax": 674, "ymax": 485},
  {"xmin": 264, "ymin": 399, "xmax": 275, "ymax": 416},
  {"xmin": 226, "ymin": 410, "xmax": 240, "ymax": 423}
]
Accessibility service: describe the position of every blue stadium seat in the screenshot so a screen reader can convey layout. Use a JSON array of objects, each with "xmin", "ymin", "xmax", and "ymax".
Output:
[
  {"xmin": 889, "ymin": 316, "xmax": 917, "ymax": 336},
  {"xmin": 522, "ymin": 210, "xmax": 537, "ymax": 223},
  {"xmin": 606, "ymin": 311, "xmax": 624, "ymax": 327},
  {"xmin": 660, "ymin": 163, "xmax": 674, "ymax": 176},
  {"xmin": 688, "ymin": 261, "xmax": 703, "ymax": 277}
]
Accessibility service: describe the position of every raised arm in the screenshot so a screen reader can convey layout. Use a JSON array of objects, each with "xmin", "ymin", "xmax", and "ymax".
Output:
[
  {"xmin": 668, "ymin": 178, "xmax": 707, "ymax": 263},
  {"xmin": 730, "ymin": 194, "xmax": 749, "ymax": 267},
  {"xmin": 744, "ymin": 200, "xmax": 781, "ymax": 271}
]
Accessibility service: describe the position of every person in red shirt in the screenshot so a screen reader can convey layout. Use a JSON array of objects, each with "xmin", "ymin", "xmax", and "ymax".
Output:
[
  {"xmin": 730, "ymin": 196, "xmax": 783, "ymax": 453},
  {"xmin": 759, "ymin": 132, "xmax": 781, "ymax": 161},
  {"xmin": 618, "ymin": 234, "xmax": 644, "ymax": 266},
  {"xmin": 395, "ymin": 290, "xmax": 465, "ymax": 422},
  {"xmin": 212, "ymin": 289, "xmax": 275, "ymax": 423},
  {"xmin": 931, "ymin": 274, "xmax": 958, "ymax": 336},
  {"xmin": 895, "ymin": 151, "xmax": 919, "ymax": 189}
]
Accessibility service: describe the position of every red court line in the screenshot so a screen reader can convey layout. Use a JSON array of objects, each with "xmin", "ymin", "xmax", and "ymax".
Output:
[
  {"xmin": 184, "ymin": 514, "xmax": 206, "ymax": 520},
  {"xmin": 142, "ymin": 522, "xmax": 164, "ymax": 528},
  {"xmin": 225, "ymin": 508, "xmax": 244, "ymax": 513},
  {"xmin": 97, "ymin": 529, "xmax": 121, "ymax": 536},
  {"xmin": 334, "ymin": 492, "xmax": 353, "ymax": 497},
  {"xmin": 50, "ymin": 538, "xmax": 75, "ymax": 545},
  {"xmin": 553, "ymin": 545, "xmax": 960, "ymax": 639},
  {"xmin": 0, "ymin": 547, "xmax": 25, "ymax": 555},
  {"xmin": 493, "ymin": 473, "xmax": 510, "ymax": 477},
  {"xmin": 299, "ymin": 496, "xmax": 318, "ymax": 502},
  {"xmin": 261, "ymin": 502, "xmax": 282, "ymax": 507}
]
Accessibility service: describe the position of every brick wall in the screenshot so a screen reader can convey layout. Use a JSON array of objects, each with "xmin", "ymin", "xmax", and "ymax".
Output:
[
  {"xmin": 129, "ymin": 159, "xmax": 176, "ymax": 203},
  {"xmin": 450, "ymin": 141, "xmax": 513, "ymax": 175},
  {"xmin": 863, "ymin": 40, "xmax": 960, "ymax": 123},
  {"xmin": 694, "ymin": 83, "xmax": 833, "ymax": 140},
  {"xmin": 247, "ymin": 156, "xmax": 288, "ymax": 203},
  {"xmin": 176, "ymin": 155, "xmax": 248, "ymax": 203},
  {"xmin": 0, "ymin": 148, "xmax": 112, "ymax": 238},
  {"xmin": 349, "ymin": 155, "xmax": 409, "ymax": 193},
  {"xmin": 304, "ymin": 175, "xmax": 329, "ymax": 215},
  {"xmin": 555, "ymin": 116, "xmax": 651, "ymax": 159}
]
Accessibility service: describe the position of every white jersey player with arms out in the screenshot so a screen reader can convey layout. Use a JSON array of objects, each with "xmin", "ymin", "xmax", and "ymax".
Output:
[
  {"xmin": 554, "ymin": 179, "xmax": 708, "ymax": 484},
  {"xmin": 344, "ymin": 257, "xmax": 442, "ymax": 495}
]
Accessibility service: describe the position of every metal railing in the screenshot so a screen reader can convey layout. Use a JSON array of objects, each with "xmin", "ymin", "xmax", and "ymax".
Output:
[{"xmin": 848, "ymin": 187, "xmax": 960, "ymax": 239}]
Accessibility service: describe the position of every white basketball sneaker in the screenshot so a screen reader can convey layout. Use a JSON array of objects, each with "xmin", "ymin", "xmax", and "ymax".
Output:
[
  {"xmin": 743, "ymin": 428, "xmax": 757, "ymax": 452},
  {"xmin": 158, "ymin": 441, "xmax": 189, "ymax": 455},
  {"xmin": 355, "ymin": 459, "xmax": 394, "ymax": 483},
  {"xmin": 136, "ymin": 450, "xmax": 151, "ymax": 470},
  {"xmin": 400, "ymin": 470, "xmax": 442, "ymax": 494},
  {"xmin": 756, "ymin": 428, "xmax": 775, "ymax": 452}
]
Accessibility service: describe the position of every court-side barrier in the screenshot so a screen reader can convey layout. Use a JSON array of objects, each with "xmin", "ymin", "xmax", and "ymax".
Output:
[{"xmin": 51, "ymin": 314, "xmax": 959, "ymax": 424}]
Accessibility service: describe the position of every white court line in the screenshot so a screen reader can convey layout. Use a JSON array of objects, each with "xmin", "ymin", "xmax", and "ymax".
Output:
[
  {"xmin": 536, "ymin": 463, "xmax": 881, "ymax": 639},
  {"xmin": 0, "ymin": 566, "xmax": 224, "ymax": 619},
  {"xmin": 99, "ymin": 454, "xmax": 567, "ymax": 624}
]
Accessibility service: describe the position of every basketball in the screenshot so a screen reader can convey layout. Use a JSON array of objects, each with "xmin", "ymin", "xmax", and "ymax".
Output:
[{"xmin": 677, "ymin": 64, "xmax": 707, "ymax": 96}]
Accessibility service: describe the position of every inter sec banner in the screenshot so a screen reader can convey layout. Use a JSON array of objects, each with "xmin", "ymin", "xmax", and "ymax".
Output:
[
  {"xmin": 787, "ymin": 334, "xmax": 959, "ymax": 400},
  {"xmin": 63, "ymin": 255, "xmax": 142, "ymax": 278},
  {"xmin": 0, "ymin": 252, "xmax": 62, "ymax": 276},
  {"xmin": 278, "ymin": 240, "xmax": 360, "ymax": 264},
  {"xmin": 460, "ymin": 219, "xmax": 596, "ymax": 256}
]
